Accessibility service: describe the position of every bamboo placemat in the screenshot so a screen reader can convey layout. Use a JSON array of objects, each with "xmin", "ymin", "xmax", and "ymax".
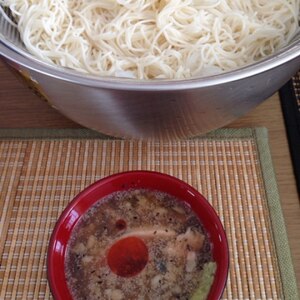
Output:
[{"xmin": 0, "ymin": 128, "xmax": 298, "ymax": 300}]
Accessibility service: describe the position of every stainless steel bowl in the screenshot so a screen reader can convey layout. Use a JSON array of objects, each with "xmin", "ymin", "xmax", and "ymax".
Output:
[{"xmin": 1, "ymin": 12, "xmax": 300, "ymax": 139}]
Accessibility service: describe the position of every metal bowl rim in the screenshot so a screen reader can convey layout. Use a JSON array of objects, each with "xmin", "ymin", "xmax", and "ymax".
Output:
[{"xmin": 1, "ymin": 37, "xmax": 300, "ymax": 91}]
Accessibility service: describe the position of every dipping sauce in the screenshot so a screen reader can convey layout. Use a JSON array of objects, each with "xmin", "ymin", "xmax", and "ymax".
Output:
[{"xmin": 65, "ymin": 189, "xmax": 216, "ymax": 300}]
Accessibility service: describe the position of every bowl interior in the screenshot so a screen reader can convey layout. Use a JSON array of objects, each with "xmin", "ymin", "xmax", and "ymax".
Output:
[{"xmin": 47, "ymin": 171, "xmax": 229, "ymax": 300}]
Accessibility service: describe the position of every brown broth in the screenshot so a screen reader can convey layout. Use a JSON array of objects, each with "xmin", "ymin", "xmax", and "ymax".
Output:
[{"xmin": 65, "ymin": 189, "xmax": 215, "ymax": 300}]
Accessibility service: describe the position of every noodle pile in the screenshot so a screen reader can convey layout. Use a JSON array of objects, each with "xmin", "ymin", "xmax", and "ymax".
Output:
[{"xmin": 1, "ymin": 0, "xmax": 299, "ymax": 79}]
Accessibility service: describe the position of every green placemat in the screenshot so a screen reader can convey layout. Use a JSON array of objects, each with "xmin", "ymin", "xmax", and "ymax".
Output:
[{"xmin": 0, "ymin": 127, "xmax": 298, "ymax": 299}]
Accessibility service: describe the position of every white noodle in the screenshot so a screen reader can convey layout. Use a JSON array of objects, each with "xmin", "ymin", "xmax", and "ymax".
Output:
[
  {"xmin": 0, "ymin": 5, "xmax": 17, "ymax": 26},
  {"xmin": 1, "ymin": 0, "xmax": 299, "ymax": 79}
]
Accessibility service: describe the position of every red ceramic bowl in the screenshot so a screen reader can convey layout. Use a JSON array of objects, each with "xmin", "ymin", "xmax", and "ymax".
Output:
[{"xmin": 47, "ymin": 171, "xmax": 229, "ymax": 299}]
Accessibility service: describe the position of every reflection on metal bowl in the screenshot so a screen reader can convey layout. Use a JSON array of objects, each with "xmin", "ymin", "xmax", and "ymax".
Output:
[{"xmin": 1, "ymin": 31, "xmax": 300, "ymax": 139}]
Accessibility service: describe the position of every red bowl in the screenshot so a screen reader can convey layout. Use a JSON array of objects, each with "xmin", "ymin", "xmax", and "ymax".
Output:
[{"xmin": 47, "ymin": 171, "xmax": 229, "ymax": 299}]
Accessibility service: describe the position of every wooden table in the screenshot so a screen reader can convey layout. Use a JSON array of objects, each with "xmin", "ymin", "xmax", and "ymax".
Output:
[{"xmin": 1, "ymin": 60, "xmax": 300, "ymax": 290}]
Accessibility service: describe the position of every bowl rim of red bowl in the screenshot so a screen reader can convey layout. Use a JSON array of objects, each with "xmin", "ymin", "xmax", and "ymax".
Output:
[{"xmin": 47, "ymin": 170, "xmax": 229, "ymax": 300}]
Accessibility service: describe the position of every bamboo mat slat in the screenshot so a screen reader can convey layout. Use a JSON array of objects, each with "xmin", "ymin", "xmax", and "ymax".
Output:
[{"xmin": 0, "ymin": 128, "xmax": 298, "ymax": 300}]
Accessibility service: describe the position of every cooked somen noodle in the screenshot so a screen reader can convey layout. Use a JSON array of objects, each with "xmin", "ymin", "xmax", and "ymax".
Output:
[{"xmin": 1, "ymin": 0, "xmax": 299, "ymax": 79}]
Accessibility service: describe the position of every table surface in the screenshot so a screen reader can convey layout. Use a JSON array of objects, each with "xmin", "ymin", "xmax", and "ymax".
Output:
[{"xmin": 1, "ymin": 60, "xmax": 300, "ymax": 290}]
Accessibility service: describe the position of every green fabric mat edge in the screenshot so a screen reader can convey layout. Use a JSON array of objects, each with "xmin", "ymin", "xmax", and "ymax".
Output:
[
  {"xmin": 0, "ymin": 127, "xmax": 298, "ymax": 298},
  {"xmin": 0, "ymin": 127, "xmax": 255, "ymax": 140},
  {"xmin": 254, "ymin": 128, "xmax": 299, "ymax": 300}
]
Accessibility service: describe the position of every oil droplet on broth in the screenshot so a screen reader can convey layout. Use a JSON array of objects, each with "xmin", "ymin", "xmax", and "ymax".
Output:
[{"xmin": 107, "ymin": 236, "xmax": 149, "ymax": 277}]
